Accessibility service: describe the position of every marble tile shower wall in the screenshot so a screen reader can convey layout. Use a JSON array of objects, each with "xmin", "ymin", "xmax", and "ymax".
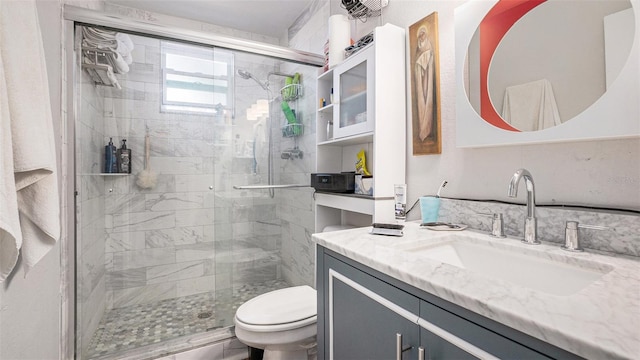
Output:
[
  {"xmin": 275, "ymin": 1, "xmax": 329, "ymax": 287},
  {"xmin": 273, "ymin": 62, "xmax": 316, "ymax": 285},
  {"xmin": 96, "ymin": 34, "xmax": 281, "ymax": 310},
  {"xmin": 76, "ymin": 69, "xmax": 107, "ymax": 355},
  {"xmin": 273, "ymin": 64, "xmax": 318, "ymax": 286}
]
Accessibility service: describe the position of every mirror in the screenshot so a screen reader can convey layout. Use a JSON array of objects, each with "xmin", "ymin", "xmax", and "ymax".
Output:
[{"xmin": 456, "ymin": 0, "xmax": 640, "ymax": 147}]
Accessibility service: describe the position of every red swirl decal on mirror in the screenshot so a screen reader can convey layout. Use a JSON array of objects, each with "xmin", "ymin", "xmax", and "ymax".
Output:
[{"xmin": 479, "ymin": 0, "xmax": 546, "ymax": 131}]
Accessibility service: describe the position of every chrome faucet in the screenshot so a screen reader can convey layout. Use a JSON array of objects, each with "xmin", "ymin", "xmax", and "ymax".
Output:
[{"xmin": 508, "ymin": 169, "xmax": 540, "ymax": 245}]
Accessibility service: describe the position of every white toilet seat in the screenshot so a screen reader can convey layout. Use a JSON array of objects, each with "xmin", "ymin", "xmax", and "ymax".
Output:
[
  {"xmin": 235, "ymin": 314, "xmax": 317, "ymax": 332},
  {"xmin": 234, "ymin": 285, "xmax": 318, "ymax": 359},
  {"xmin": 235, "ymin": 285, "xmax": 317, "ymax": 332}
]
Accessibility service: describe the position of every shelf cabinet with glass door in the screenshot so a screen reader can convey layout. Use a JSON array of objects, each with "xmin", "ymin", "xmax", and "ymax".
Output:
[
  {"xmin": 333, "ymin": 47, "xmax": 373, "ymax": 139},
  {"xmin": 314, "ymin": 23, "xmax": 406, "ymax": 232}
]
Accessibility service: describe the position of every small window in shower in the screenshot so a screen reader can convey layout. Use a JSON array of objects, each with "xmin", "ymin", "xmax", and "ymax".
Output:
[{"xmin": 161, "ymin": 41, "xmax": 234, "ymax": 114}]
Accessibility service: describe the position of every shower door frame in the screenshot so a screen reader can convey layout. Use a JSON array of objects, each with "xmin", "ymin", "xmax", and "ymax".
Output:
[
  {"xmin": 63, "ymin": 6, "xmax": 322, "ymax": 359},
  {"xmin": 63, "ymin": 5, "xmax": 323, "ymax": 66}
]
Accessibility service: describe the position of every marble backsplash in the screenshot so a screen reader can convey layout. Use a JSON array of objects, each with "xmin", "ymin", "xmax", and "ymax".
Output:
[{"xmin": 437, "ymin": 198, "xmax": 640, "ymax": 258}]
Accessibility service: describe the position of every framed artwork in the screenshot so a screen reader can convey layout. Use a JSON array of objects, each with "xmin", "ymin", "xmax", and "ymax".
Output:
[{"xmin": 409, "ymin": 12, "xmax": 442, "ymax": 155}]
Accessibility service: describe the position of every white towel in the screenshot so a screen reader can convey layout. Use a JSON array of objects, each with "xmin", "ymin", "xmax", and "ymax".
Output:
[
  {"xmin": 122, "ymin": 52, "xmax": 133, "ymax": 65},
  {"xmin": 502, "ymin": 79, "xmax": 562, "ymax": 131},
  {"xmin": 0, "ymin": 0, "xmax": 60, "ymax": 279},
  {"xmin": 0, "ymin": 54, "xmax": 22, "ymax": 282},
  {"xmin": 83, "ymin": 27, "xmax": 117, "ymax": 44},
  {"xmin": 116, "ymin": 33, "xmax": 134, "ymax": 54},
  {"xmin": 82, "ymin": 28, "xmax": 132, "ymax": 73},
  {"xmin": 111, "ymin": 51, "xmax": 130, "ymax": 74}
]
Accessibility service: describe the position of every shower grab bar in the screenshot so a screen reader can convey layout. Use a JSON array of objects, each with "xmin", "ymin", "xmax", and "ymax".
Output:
[{"xmin": 233, "ymin": 184, "xmax": 309, "ymax": 190}]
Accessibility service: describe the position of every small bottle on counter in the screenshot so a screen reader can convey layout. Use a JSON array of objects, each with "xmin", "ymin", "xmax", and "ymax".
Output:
[
  {"xmin": 116, "ymin": 139, "xmax": 132, "ymax": 173},
  {"xmin": 394, "ymin": 184, "xmax": 407, "ymax": 222}
]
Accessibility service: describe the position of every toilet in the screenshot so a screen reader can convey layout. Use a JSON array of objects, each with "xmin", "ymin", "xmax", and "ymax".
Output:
[{"xmin": 234, "ymin": 285, "xmax": 317, "ymax": 360}]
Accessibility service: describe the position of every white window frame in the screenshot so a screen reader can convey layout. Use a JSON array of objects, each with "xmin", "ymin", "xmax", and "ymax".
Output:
[{"xmin": 160, "ymin": 41, "xmax": 234, "ymax": 115}]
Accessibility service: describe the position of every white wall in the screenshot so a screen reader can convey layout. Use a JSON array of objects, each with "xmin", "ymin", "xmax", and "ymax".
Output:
[{"xmin": 0, "ymin": 250, "xmax": 60, "ymax": 360}]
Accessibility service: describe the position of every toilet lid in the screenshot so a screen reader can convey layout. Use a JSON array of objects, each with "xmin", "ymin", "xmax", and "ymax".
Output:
[{"xmin": 235, "ymin": 285, "xmax": 317, "ymax": 326}]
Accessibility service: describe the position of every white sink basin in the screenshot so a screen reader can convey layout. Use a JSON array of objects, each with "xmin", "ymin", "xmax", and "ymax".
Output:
[{"xmin": 393, "ymin": 235, "xmax": 613, "ymax": 296}]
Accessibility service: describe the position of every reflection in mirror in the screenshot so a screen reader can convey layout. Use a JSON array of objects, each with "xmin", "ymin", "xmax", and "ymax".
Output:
[{"xmin": 464, "ymin": 0, "xmax": 635, "ymax": 132}]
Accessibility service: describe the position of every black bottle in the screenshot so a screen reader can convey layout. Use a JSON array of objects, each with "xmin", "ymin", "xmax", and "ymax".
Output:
[
  {"xmin": 116, "ymin": 139, "xmax": 132, "ymax": 173},
  {"xmin": 104, "ymin": 137, "xmax": 117, "ymax": 173}
]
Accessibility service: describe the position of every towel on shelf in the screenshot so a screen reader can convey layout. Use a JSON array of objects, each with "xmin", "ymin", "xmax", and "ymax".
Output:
[
  {"xmin": 502, "ymin": 79, "xmax": 561, "ymax": 131},
  {"xmin": 82, "ymin": 27, "xmax": 134, "ymax": 73},
  {"xmin": 83, "ymin": 48, "xmax": 129, "ymax": 74},
  {"xmin": 83, "ymin": 26, "xmax": 117, "ymax": 41},
  {"xmin": 122, "ymin": 52, "xmax": 133, "ymax": 65},
  {"xmin": 116, "ymin": 32, "xmax": 134, "ymax": 53},
  {"xmin": 104, "ymin": 51, "xmax": 129, "ymax": 74},
  {"xmin": 0, "ymin": 0, "xmax": 60, "ymax": 280}
]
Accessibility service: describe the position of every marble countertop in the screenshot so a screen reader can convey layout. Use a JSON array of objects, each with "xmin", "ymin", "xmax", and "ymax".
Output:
[{"xmin": 313, "ymin": 221, "xmax": 640, "ymax": 360}]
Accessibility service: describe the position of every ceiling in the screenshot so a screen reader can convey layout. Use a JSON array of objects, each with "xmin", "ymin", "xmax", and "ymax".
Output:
[{"xmin": 105, "ymin": 0, "xmax": 315, "ymax": 38}]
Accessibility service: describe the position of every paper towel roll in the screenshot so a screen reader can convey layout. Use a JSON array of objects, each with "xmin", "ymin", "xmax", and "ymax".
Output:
[{"xmin": 328, "ymin": 14, "xmax": 351, "ymax": 68}]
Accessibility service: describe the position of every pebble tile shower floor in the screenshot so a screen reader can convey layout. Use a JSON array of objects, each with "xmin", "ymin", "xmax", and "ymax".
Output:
[{"xmin": 87, "ymin": 280, "xmax": 289, "ymax": 359}]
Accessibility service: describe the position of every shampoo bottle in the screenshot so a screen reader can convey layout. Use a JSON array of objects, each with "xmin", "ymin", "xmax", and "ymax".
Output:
[
  {"xmin": 281, "ymin": 101, "xmax": 297, "ymax": 124},
  {"xmin": 117, "ymin": 139, "xmax": 132, "ymax": 173},
  {"xmin": 104, "ymin": 137, "xmax": 117, "ymax": 173}
]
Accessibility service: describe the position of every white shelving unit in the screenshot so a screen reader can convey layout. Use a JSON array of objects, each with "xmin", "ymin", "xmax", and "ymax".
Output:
[{"xmin": 314, "ymin": 24, "xmax": 406, "ymax": 233}]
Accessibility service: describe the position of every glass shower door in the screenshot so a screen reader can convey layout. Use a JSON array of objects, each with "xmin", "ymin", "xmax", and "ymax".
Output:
[
  {"xmin": 75, "ymin": 23, "xmax": 319, "ymax": 360},
  {"xmin": 76, "ymin": 27, "xmax": 220, "ymax": 359}
]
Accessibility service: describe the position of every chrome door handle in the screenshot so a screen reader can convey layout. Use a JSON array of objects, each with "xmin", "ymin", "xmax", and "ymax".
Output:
[{"xmin": 396, "ymin": 333, "xmax": 412, "ymax": 360}]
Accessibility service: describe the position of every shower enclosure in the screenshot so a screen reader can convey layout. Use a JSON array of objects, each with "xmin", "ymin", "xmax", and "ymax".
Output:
[{"xmin": 71, "ymin": 15, "xmax": 320, "ymax": 359}]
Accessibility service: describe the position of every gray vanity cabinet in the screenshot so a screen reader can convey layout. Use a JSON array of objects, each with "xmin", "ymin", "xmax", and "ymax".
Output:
[
  {"xmin": 326, "ymin": 254, "xmax": 420, "ymax": 359},
  {"xmin": 317, "ymin": 246, "xmax": 584, "ymax": 360}
]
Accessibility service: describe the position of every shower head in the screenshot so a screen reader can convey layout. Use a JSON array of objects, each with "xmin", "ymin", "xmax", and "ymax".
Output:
[
  {"xmin": 237, "ymin": 69, "xmax": 252, "ymax": 79},
  {"xmin": 237, "ymin": 69, "xmax": 269, "ymax": 91}
]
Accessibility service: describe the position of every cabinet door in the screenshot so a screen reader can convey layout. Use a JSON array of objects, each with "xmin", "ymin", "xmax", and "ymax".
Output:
[
  {"xmin": 333, "ymin": 46, "xmax": 375, "ymax": 139},
  {"xmin": 421, "ymin": 328, "xmax": 480, "ymax": 360},
  {"xmin": 323, "ymin": 254, "xmax": 420, "ymax": 360},
  {"xmin": 420, "ymin": 301, "xmax": 552, "ymax": 360}
]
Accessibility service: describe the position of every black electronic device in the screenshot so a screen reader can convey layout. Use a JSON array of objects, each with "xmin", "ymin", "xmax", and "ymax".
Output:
[{"xmin": 311, "ymin": 172, "xmax": 355, "ymax": 193}]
